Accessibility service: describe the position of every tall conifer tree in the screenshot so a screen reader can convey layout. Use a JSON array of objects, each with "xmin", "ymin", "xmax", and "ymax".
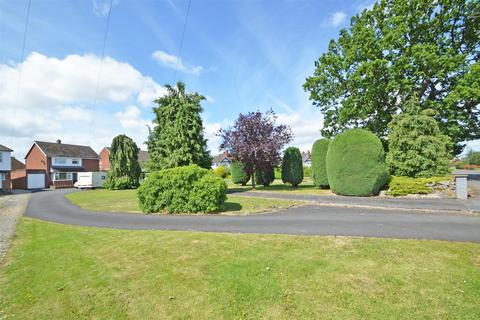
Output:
[{"xmin": 147, "ymin": 82, "xmax": 211, "ymax": 170}]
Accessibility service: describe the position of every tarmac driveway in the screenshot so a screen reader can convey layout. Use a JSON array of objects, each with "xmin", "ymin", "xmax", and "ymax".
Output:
[{"xmin": 24, "ymin": 189, "xmax": 480, "ymax": 243}]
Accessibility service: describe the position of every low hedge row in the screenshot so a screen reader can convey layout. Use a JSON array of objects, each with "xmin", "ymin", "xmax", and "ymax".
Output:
[{"xmin": 387, "ymin": 176, "xmax": 451, "ymax": 197}]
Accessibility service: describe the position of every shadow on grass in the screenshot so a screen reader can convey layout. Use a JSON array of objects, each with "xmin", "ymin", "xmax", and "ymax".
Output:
[
  {"xmin": 219, "ymin": 201, "xmax": 243, "ymax": 212},
  {"xmin": 227, "ymin": 183, "xmax": 320, "ymax": 194}
]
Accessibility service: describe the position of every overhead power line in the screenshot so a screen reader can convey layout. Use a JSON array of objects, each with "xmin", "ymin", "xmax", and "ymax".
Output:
[
  {"xmin": 173, "ymin": 0, "xmax": 192, "ymax": 83},
  {"xmin": 90, "ymin": 0, "xmax": 113, "ymax": 138},
  {"xmin": 12, "ymin": 0, "xmax": 32, "ymax": 147}
]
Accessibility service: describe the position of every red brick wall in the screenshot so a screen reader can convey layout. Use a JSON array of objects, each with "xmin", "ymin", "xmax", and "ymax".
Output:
[
  {"xmin": 11, "ymin": 169, "xmax": 26, "ymax": 189},
  {"xmin": 99, "ymin": 148, "xmax": 110, "ymax": 171},
  {"xmin": 83, "ymin": 159, "xmax": 100, "ymax": 172}
]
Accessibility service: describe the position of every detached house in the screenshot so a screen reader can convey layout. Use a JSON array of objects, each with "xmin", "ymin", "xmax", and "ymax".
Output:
[
  {"xmin": 212, "ymin": 152, "xmax": 232, "ymax": 168},
  {"xmin": 25, "ymin": 140, "xmax": 99, "ymax": 189},
  {"xmin": 0, "ymin": 144, "xmax": 13, "ymax": 192}
]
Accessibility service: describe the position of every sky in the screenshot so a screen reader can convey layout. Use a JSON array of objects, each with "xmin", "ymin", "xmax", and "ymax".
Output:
[{"xmin": 1, "ymin": 0, "xmax": 477, "ymax": 159}]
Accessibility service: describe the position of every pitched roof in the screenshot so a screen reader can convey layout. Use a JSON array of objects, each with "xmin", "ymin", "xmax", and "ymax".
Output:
[
  {"xmin": 11, "ymin": 157, "xmax": 25, "ymax": 170},
  {"xmin": 0, "ymin": 144, "xmax": 13, "ymax": 152},
  {"xmin": 138, "ymin": 150, "xmax": 149, "ymax": 165},
  {"xmin": 213, "ymin": 154, "xmax": 231, "ymax": 163},
  {"xmin": 34, "ymin": 141, "xmax": 99, "ymax": 159}
]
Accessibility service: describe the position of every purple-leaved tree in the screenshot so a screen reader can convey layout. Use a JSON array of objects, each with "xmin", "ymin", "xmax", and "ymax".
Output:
[{"xmin": 219, "ymin": 110, "xmax": 293, "ymax": 188}]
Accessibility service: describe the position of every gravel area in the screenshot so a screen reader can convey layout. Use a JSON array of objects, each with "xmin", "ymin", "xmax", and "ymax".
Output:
[{"xmin": 0, "ymin": 191, "xmax": 30, "ymax": 260}]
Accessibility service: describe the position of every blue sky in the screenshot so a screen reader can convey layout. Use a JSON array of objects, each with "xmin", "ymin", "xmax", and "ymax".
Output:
[{"xmin": 10, "ymin": 0, "xmax": 475, "ymax": 159}]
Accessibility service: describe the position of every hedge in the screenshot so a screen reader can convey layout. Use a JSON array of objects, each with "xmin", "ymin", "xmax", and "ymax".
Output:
[
  {"xmin": 311, "ymin": 139, "xmax": 330, "ymax": 188},
  {"xmin": 137, "ymin": 165, "xmax": 227, "ymax": 214},
  {"xmin": 326, "ymin": 129, "xmax": 389, "ymax": 196},
  {"xmin": 387, "ymin": 175, "xmax": 451, "ymax": 196},
  {"xmin": 231, "ymin": 162, "xmax": 250, "ymax": 185},
  {"xmin": 282, "ymin": 147, "xmax": 303, "ymax": 187},
  {"xmin": 255, "ymin": 166, "xmax": 275, "ymax": 186}
]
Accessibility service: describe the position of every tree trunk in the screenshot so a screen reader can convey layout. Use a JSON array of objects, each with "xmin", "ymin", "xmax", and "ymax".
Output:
[{"xmin": 252, "ymin": 171, "xmax": 256, "ymax": 189}]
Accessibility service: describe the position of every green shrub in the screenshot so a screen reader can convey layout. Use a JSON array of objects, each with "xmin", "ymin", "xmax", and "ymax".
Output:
[
  {"xmin": 213, "ymin": 166, "xmax": 229, "ymax": 179},
  {"xmin": 255, "ymin": 166, "xmax": 275, "ymax": 186},
  {"xmin": 311, "ymin": 139, "xmax": 330, "ymax": 188},
  {"xmin": 326, "ymin": 129, "xmax": 389, "ymax": 196},
  {"xmin": 137, "ymin": 165, "xmax": 227, "ymax": 214},
  {"xmin": 231, "ymin": 162, "xmax": 250, "ymax": 185},
  {"xmin": 282, "ymin": 147, "xmax": 304, "ymax": 187},
  {"xmin": 386, "ymin": 101, "xmax": 451, "ymax": 178},
  {"xmin": 303, "ymin": 166, "xmax": 312, "ymax": 178},
  {"xmin": 387, "ymin": 176, "xmax": 451, "ymax": 197}
]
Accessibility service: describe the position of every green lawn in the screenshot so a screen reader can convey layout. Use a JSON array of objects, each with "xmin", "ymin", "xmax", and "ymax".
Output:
[
  {"xmin": 227, "ymin": 178, "xmax": 333, "ymax": 196},
  {"xmin": 66, "ymin": 189, "xmax": 302, "ymax": 215},
  {"xmin": 1, "ymin": 218, "xmax": 479, "ymax": 319}
]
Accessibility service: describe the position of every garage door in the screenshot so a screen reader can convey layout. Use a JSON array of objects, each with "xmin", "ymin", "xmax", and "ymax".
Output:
[{"xmin": 28, "ymin": 173, "xmax": 45, "ymax": 189}]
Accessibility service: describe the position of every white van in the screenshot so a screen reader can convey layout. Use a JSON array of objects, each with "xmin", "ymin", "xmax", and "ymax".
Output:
[{"xmin": 74, "ymin": 172, "xmax": 107, "ymax": 189}]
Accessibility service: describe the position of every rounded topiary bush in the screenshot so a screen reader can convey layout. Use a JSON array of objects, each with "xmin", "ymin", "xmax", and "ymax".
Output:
[
  {"xmin": 231, "ymin": 162, "xmax": 250, "ymax": 185},
  {"xmin": 282, "ymin": 147, "xmax": 303, "ymax": 187},
  {"xmin": 326, "ymin": 129, "xmax": 389, "ymax": 196},
  {"xmin": 255, "ymin": 166, "xmax": 275, "ymax": 186},
  {"xmin": 311, "ymin": 139, "xmax": 330, "ymax": 188},
  {"xmin": 137, "ymin": 165, "xmax": 227, "ymax": 214}
]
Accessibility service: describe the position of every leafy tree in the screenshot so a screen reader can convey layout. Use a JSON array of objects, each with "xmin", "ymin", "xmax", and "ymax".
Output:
[
  {"xmin": 104, "ymin": 134, "xmax": 141, "ymax": 189},
  {"xmin": 147, "ymin": 82, "xmax": 211, "ymax": 171},
  {"xmin": 282, "ymin": 147, "xmax": 304, "ymax": 187},
  {"xmin": 465, "ymin": 151, "xmax": 480, "ymax": 165},
  {"xmin": 304, "ymin": 0, "xmax": 480, "ymax": 155},
  {"xmin": 387, "ymin": 98, "xmax": 451, "ymax": 177},
  {"xmin": 219, "ymin": 110, "xmax": 292, "ymax": 188}
]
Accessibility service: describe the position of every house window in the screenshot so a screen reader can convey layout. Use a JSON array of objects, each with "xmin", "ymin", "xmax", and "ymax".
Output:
[
  {"xmin": 55, "ymin": 157, "xmax": 66, "ymax": 164},
  {"xmin": 55, "ymin": 172, "xmax": 68, "ymax": 180},
  {"xmin": 72, "ymin": 159, "xmax": 80, "ymax": 165},
  {"xmin": 0, "ymin": 173, "xmax": 4, "ymax": 181}
]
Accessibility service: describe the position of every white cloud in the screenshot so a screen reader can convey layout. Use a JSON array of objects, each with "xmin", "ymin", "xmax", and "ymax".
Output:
[
  {"xmin": 327, "ymin": 11, "xmax": 347, "ymax": 27},
  {"xmin": 152, "ymin": 50, "xmax": 203, "ymax": 75},
  {"xmin": 0, "ymin": 52, "xmax": 165, "ymax": 157}
]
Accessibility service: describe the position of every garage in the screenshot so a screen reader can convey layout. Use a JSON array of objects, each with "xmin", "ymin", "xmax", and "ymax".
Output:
[{"xmin": 27, "ymin": 173, "xmax": 45, "ymax": 189}]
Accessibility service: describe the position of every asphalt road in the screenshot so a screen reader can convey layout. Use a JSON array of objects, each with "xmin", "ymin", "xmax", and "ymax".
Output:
[{"xmin": 24, "ymin": 189, "xmax": 480, "ymax": 243}]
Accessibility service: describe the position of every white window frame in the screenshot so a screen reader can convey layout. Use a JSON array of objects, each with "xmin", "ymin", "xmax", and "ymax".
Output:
[
  {"xmin": 0, "ymin": 172, "xmax": 4, "ymax": 181},
  {"xmin": 54, "ymin": 172, "xmax": 72, "ymax": 181},
  {"xmin": 71, "ymin": 158, "xmax": 80, "ymax": 165},
  {"xmin": 55, "ymin": 157, "xmax": 67, "ymax": 165}
]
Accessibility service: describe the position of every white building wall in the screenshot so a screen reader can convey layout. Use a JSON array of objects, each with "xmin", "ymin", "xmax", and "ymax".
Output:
[
  {"xmin": 0, "ymin": 151, "xmax": 11, "ymax": 171},
  {"xmin": 51, "ymin": 157, "xmax": 82, "ymax": 167}
]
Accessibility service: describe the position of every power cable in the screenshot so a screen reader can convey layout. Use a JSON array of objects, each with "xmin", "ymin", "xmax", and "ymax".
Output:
[
  {"xmin": 172, "ymin": 0, "xmax": 192, "ymax": 83},
  {"xmin": 90, "ymin": 0, "xmax": 113, "ymax": 139},
  {"xmin": 11, "ymin": 0, "xmax": 32, "ymax": 149}
]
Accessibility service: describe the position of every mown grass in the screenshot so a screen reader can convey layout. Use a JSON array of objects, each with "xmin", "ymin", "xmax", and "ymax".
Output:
[
  {"xmin": 227, "ymin": 178, "xmax": 333, "ymax": 196},
  {"xmin": 66, "ymin": 189, "xmax": 302, "ymax": 215},
  {"xmin": 1, "ymin": 218, "xmax": 479, "ymax": 319}
]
